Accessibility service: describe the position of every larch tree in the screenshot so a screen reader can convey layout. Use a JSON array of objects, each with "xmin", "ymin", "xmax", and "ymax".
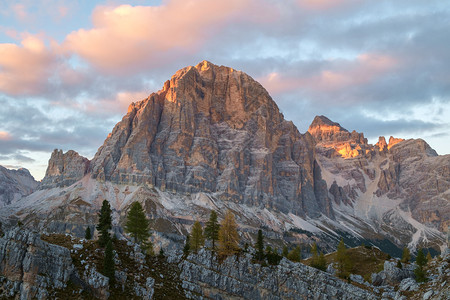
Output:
[
  {"xmin": 97, "ymin": 200, "xmax": 112, "ymax": 247},
  {"xmin": 218, "ymin": 210, "xmax": 240, "ymax": 258},
  {"xmin": 125, "ymin": 201, "xmax": 153, "ymax": 254},
  {"xmin": 401, "ymin": 247, "xmax": 411, "ymax": 263},
  {"xmin": 287, "ymin": 245, "xmax": 301, "ymax": 262},
  {"xmin": 204, "ymin": 210, "xmax": 220, "ymax": 250},
  {"xmin": 336, "ymin": 238, "xmax": 352, "ymax": 278},
  {"xmin": 190, "ymin": 220, "xmax": 205, "ymax": 253}
]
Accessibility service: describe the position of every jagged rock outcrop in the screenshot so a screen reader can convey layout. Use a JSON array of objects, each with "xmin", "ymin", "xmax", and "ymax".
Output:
[
  {"xmin": 179, "ymin": 249, "xmax": 376, "ymax": 299},
  {"xmin": 0, "ymin": 228, "xmax": 74, "ymax": 299},
  {"xmin": 371, "ymin": 261, "xmax": 414, "ymax": 286},
  {"xmin": 308, "ymin": 115, "xmax": 370, "ymax": 158},
  {"xmin": 0, "ymin": 166, "xmax": 37, "ymax": 207},
  {"xmin": 90, "ymin": 61, "xmax": 332, "ymax": 219},
  {"xmin": 39, "ymin": 149, "xmax": 90, "ymax": 189}
]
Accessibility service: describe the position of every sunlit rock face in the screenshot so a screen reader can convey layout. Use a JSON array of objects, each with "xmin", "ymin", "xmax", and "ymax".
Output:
[
  {"xmin": 308, "ymin": 115, "xmax": 370, "ymax": 158},
  {"xmin": 40, "ymin": 149, "xmax": 90, "ymax": 189},
  {"xmin": 0, "ymin": 166, "xmax": 37, "ymax": 207},
  {"xmin": 90, "ymin": 61, "xmax": 333, "ymax": 218}
]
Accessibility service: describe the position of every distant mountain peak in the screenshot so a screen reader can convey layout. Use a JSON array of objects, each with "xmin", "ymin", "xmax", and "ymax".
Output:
[{"xmin": 309, "ymin": 115, "xmax": 348, "ymax": 132}]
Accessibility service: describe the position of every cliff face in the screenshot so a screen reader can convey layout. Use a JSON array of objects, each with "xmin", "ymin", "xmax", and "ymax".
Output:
[
  {"xmin": 40, "ymin": 149, "xmax": 90, "ymax": 189},
  {"xmin": 179, "ymin": 249, "xmax": 375, "ymax": 299},
  {"xmin": 0, "ymin": 228, "xmax": 73, "ymax": 299},
  {"xmin": 0, "ymin": 166, "xmax": 37, "ymax": 207},
  {"xmin": 90, "ymin": 61, "xmax": 332, "ymax": 218}
]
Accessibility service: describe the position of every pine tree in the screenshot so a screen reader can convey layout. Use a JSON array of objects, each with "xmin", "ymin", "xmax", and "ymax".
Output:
[
  {"xmin": 416, "ymin": 248, "xmax": 426, "ymax": 267},
  {"xmin": 282, "ymin": 245, "xmax": 289, "ymax": 257},
  {"xmin": 103, "ymin": 240, "xmax": 115, "ymax": 286},
  {"xmin": 336, "ymin": 238, "xmax": 352, "ymax": 278},
  {"xmin": 125, "ymin": 202, "xmax": 151, "ymax": 244},
  {"xmin": 190, "ymin": 220, "xmax": 205, "ymax": 253},
  {"xmin": 254, "ymin": 229, "xmax": 265, "ymax": 262},
  {"xmin": 287, "ymin": 245, "xmax": 301, "ymax": 262},
  {"xmin": 401, "ymin": 247, "xmax": 411, "ymax": 263},
  {"xmin": 218, "ymin": 210, "xmax": 240, "ymax": 258},
  {"xmin": 204, "ymin": 210, "xmax": 220, "ymax": 250},
  {"xmin": 183, "ymin": 235, "xmax": 190, "ymax": 256},
  {"xmin": 85, "ymin": 227, "xmax": 92, "ymax": 240},
  {"xmin": 97, "ymin": 200, "xmax": 112, "ymax": 247},
  {"xmin": 310, "ymin": 242, "xmax": 319, "ymax": 267}
]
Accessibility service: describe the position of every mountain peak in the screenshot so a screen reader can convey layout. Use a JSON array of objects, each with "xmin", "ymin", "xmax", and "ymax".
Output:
[{"xmin": 309, "ymin": 115, "xmax": 347, "ymax": 131}]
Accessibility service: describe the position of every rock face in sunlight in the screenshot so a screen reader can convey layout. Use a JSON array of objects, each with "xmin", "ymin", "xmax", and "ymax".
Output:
[
  {"xmin": 0, "ymin": 166, "xmax": 37, "ymax": 207},
  {"xmin": 308, "ymin": 115, "xmax": 370, "ymax": 158},
  {"xmin": 90, "ymin": 61, "xmax": 333, "ymax": 219},
  {"xmin": 40, "ymin": 149, "xmax": 90, "ymax": 189}
]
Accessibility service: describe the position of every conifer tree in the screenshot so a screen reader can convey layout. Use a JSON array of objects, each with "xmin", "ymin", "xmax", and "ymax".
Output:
[
  {"xmin": 218, "ymin": 210, "xmax": 240, "ymax": 257},
  {"xmin": 401, "ymin": 247, "xmax": 411, "ymax": 263},
  {"xmin": 316, "ymin": 251, "xmax": 327, "ymax": 271},
  {"xmin": 125, "ymin": 202, "xmax": 150, "ymax": 242},
  {"xmin": 287, "ymin": 245, "xmax": 301, "ymax": 262},
  {"xmin": 254, "ymin": 229, "xmax": 265, "ymax": 262},
  {"xmin": 190, "ymin": 220, "xmax": 205, "ymax": 253},
  {"xmin": 85, "ymin": 227, "xmax": 92, "ymax": 240},
  {"xmin": 97, "ymin": 200, "xmax": 112, "ymax": 247},
  {"xmin": 336, "ymin": 238, "xmax": 352, "ymax": 278},
  {"xmin": 282, "ymin": 245, "xmax": 289, "ymax": 257},
  {"xmin": 103, "ymin": 240, "xmax": 115, "ymax": 286},
  {"xmin": 310, "ymin": 242, "xmax": 319, "ymax": 267},
  {"xmin": 183, "ymin": 235, "xmax": 190, "ymax": 256},
  {"xmin": 204, "ymin": 210, "xmax": 220, "ymax": 250},
  {"xmin": 414, "ymin": 248, "xmax": 427, "ymax": 283},
  {"xmin": 416, "ymin": 248, "xmax": 426, "ymax": 267},
  {"xmin": 426, "ymin": 251, "xmax": 432, "ymax": 264}
]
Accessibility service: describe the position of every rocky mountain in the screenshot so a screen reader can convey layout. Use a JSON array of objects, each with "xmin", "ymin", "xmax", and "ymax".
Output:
[
  {"xmin": 90, "ymin": 60, "xmax": 332, "ymax": 219},
  {"xmin": 309, "ymin": 115, "xmax": 449, "ymax": 250},
  {"xmin": 0, "ymin": 61, "xmax": 448, "ymax": 257},
  {"xmin": 39, "ymin": 149, "xmax": 90, "ymax": 189},
  {"xmin": 0, "ymin": 166, "xmax": 37, "ymax": 207}
]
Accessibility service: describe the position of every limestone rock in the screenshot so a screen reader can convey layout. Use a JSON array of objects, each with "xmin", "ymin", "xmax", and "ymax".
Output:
[
  {"xmin": 90, "ymin": 61, "xmax": 332, "ymax": 219},
  {"xmin": 40, "ymin": 149, "xmax": 90, "ymax": 189},
  {"xmin": 0, "ymin": 228, "xmax": 74, "ymax": 299},
  {"xmin": 0, "ymin": 166, "xmax": 37, "ymax": 207},
  {"xmin": 179, "ymin": 249, "xmax": 376, "ymax": 299}
]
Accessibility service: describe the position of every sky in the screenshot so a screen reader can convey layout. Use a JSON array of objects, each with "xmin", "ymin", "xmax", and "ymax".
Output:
[{"xmin": 0, "ymin": 0, "xmax": 449, "ymax": 181}]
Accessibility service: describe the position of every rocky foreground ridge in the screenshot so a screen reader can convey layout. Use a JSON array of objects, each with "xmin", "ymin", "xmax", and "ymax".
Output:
[{"xmin": 0, "ymin": 226, "xmax": 448, "ymax": 299}]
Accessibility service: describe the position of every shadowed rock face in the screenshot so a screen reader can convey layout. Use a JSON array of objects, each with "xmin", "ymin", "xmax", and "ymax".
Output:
[
  {"xmin": 40, "ymin": 149, "xmax": 90, "ymax": 189},
  {"xmin": 90, "ymin": 61, "xmax": 333, "ymax": 218},
  {"xmin": 0, "ymin": 166, "xmax": 37, "ymax": 207}
]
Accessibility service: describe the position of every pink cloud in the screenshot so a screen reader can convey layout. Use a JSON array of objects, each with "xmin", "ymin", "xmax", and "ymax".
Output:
[
  {"xmin": 0, "ymin": 131, "xmax": 12, "ymax": 141},
  {"xmin": 259, "ymin": 53, "xmax": 398, "ymax": 96},
  {"xmin": 296, "ymin": 0, "xmax": 358, "ymax": 11},
  {"xmin": 63, "ymin": 0, "xmax": 274, "ymax": 74},
  {"xmin": 12, "ymin": 4, "xmax": 27, "ymax": 21},
  {"xmin": 0, "ymin": 34, "xmax": 58, "ymax": 95}
]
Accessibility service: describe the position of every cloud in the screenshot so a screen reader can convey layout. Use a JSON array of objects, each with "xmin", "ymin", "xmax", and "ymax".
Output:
[
  {"xmin": 63, "ymin": 0, "xmax": 274, "ymax": 74},
  {"xmin": 0, "ymin": 34, "xmax": 58, "ymax": 95}
]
